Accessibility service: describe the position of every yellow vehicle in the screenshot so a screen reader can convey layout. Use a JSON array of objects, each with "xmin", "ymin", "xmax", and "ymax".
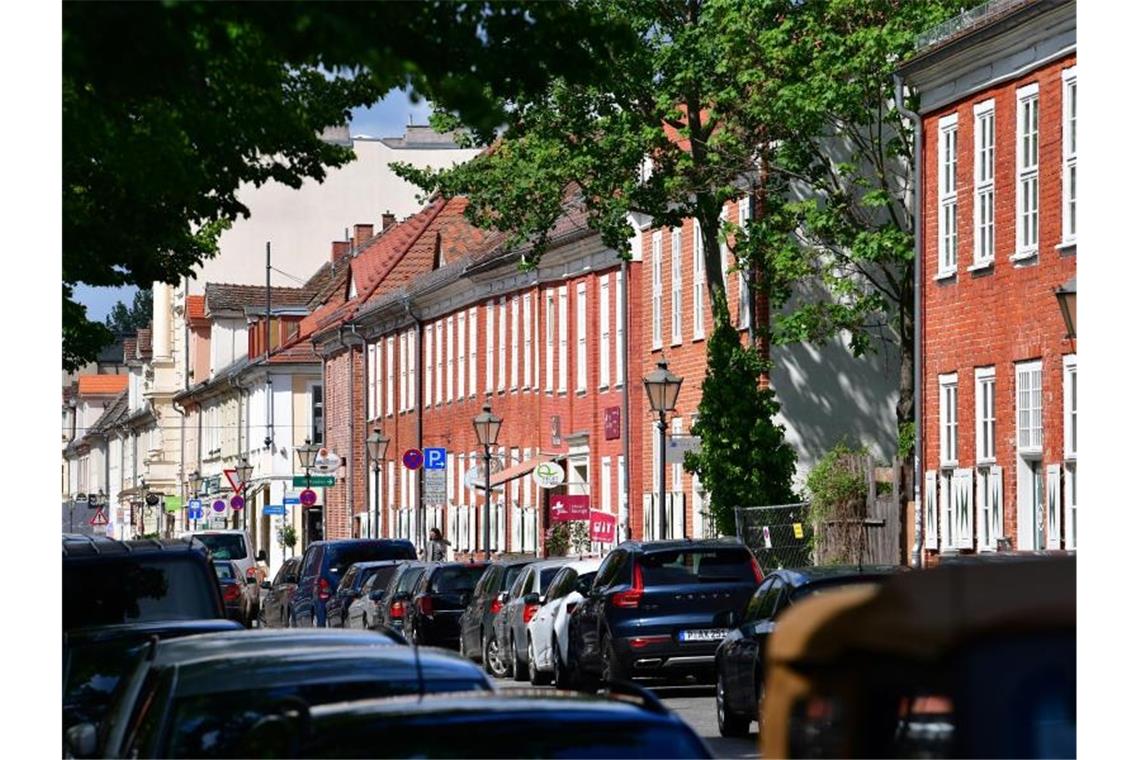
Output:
[{"xmin": 761, "ymin": 555, "xmax": 1075, "ymax": 758}]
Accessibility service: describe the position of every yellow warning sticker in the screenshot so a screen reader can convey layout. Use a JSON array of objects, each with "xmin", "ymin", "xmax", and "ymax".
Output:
[{"xmin": 792, "ymin": 523, "xmax": 804, "ymax": 540}]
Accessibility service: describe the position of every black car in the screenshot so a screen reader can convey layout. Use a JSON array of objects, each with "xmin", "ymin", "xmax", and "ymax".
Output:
[
  {"xmin": 324, "ymin": 561, "xmax": 404, "ymax": 628},
  {"xmin": 290, "ymin": 539, "xmax": 417, "ymax": 627},
  {"xmin": 260, "ymin": 557, "xmax": 301, "ymax": 628},
  {"xmin": 405, "ymin": 561, "xmax": 490, "ymax": 648},
  {"xmin": 568, "ymin": 538, "xmax": 763, "ymax": 686},
  {"xmin": 458, "ymin": 557, "xmax": 535, "ymax": 674},
  {"xmin": 213, "ymin": 560, "xmax": 245, "ymax": 623},
  {"xmin": 296, "ymin": 685, "xmax": 713, "ymax": 758},
  {"xmin": 62, "ymin": 619, "xmax": 241, "ymax": 750},
  {"xmin": 491, "ymin": 558, "xmax": 567, "ymax": 681},
  {"xmin": 714, "ymin": 564, "xmax": 906, "ymax": 737},
  {"xmin": 345, "ymin": 561, "xmax": 405, "ymax": 630},
  {"xmin": 62, "ymin": 535, "xmax": 226, "ymax": 630},
  {"xmin": 113, "ymin": 645, "xmax": 492, "ymax": 758},
  {"xmin": 376, "ymin": 561, "xmax": 427, "ymax": 632}
]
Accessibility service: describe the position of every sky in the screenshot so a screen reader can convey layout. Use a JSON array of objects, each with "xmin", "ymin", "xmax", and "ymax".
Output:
[{"xmin": 74, "ymin": 88, "xmax": 433, "ymax": 322}]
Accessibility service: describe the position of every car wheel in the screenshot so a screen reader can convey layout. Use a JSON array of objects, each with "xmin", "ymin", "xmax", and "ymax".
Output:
[
  {"xmin": 552, "ymin": 634, "xmax": 572, "ymax": 690},
  {"xmin": 511, "ymin": 633, "xmax": 528, "ymax": 682},
  {"xmin": 601, "ymin": 634, "xmax": 627, "ymax": 684},
  {"xmin": 483, "ymin": 633, "xmax": 509, "ymax": 679},
  {"xmin": 717, "ymin": 667, "xmax": 750, "ymax": 738},
  {"xmin": 528, "ymin": 636, "xmax": 552, "ymax": 686}
]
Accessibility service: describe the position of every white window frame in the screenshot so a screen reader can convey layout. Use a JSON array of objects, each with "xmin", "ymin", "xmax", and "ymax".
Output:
[
  {"xmin": 670, "ymin": 228, "xmax": 682, "ymax": 344},
  {"xmin": 497, "ymin": 298, "xmax": 507, "ymax": 392},
  {"xmin": 974, "ymin": 366, "xmax": 996, "ymax": 464},
  {"xmin": 545, "ymin": 292, "xmax": 555, "ymax": 392},
  {"xmin": 510, "ymin": 295, "xmax": 520, "ymax": 391},
  {"xmin": 938, "ymin": 373, "xmax": 959, "ymax": 467},
  {"xmin": 937, "ymin": 113, "xmax": 959, "ymax": 277},
  {"xmin": 398, "ymin": 332, "xmax": 408, "ymax": 412},
  {"xmin": 523, "ymin": 293, "xmax": 532, "ymax": 389},
  {"xmin": 671, "ymin": 417, "xmax": 683, "ymax": 489},
  {"xmin": 615, "ymin": 271, "xmax": 625, "ymax": 386},
  {"xmin": 601, "ymin": 457, "xmax": 612, "ymax": 516},
  {"xmin": 1061, "ymin": 67, "xmax": 1077, "ymax": 245},
  {"xmin": 599, "ymin": 275, "xmax": 611, "ymax": 388},
  {"xmin": 692, "ymin": 220, "xmax": 705, "ymax": 339},
  {"xmin": 457, "ymin": 311, "xmax": 467, "ymax": 399},
  {"xmin": 575, "ymin": 282, "xmax": 587, "ymax": 393},
  {"xmin": 385, "ymin": 337, "xmax": 394, "ymax": 417},
  {"xmin": 1063, "ymin": 355, "xmax": 1076, "ymax": 460},
  {"xmin": 434, "ymin": 321, "xmax": 443, "ymax": 406},
  {"xmin": 651, "ymin": 230, "xmax": 663, "ymax": 349},
  {"xmin": 366, "ymin": 342, "xmax": 376, "ymax": 420},
  {"xmin": 1016, "ymin": 360, "xmax": 1043, "ymax": 454},
  {"xmin": 467, "ymin": 307, "xmax": 478, "ymax": 397},
  {"xmin": 485, "ymin": 301, "xmax": 494, "ymax": 395},
  {"xmin": 424, "ymin": 322, "xmax": 434, "ymax": 407},
  {"xmin": 976, "ymin": 464, "xmax": 1003, "ymax": 552},
  {"xmin": 1064, "ymin": 462, "xmax": 1076, "ymax": 550},
  {"xmin": 1015, "ymin": 83, "xmax": 1040, "ymax": 259},
  {"xmin": 407, "ymin": 329, "xmax": 416, "ymax": 411},
  {"xmin": 972, "ymin": 100, "xmax": 995, "ymax": 268},
  {"xmin": 558, "ymin": 286, "xmax": 568, "ymax": 393},
  {"xmin": 447, "ymin": 316, "xmax": 455, "ymax": 402}
]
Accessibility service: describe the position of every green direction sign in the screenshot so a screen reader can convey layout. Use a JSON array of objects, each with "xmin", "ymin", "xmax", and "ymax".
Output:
[
  {"xmin": 163, "ymin": 495, "xmax": 181, "ymax": 513},
  {"xmin": 293, "ymin": 475, "xmax": 335, "ymax": 487}
]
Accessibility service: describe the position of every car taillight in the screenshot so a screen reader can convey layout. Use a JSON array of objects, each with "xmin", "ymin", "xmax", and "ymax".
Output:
[
  {"xmin": 318, "ymin": 577, "xmax": 332, "ymax": 601},
  {"xmin": 222, "ymin": 584, "xmax": 241, "ymax": 602},
  {"xmin": 523, "ymin": 603, "xmax": 540, "ymax": 624},
  {"xmin": 611, "ymin": 561, "xmax": 644, "ymax": 609},
  {"xmin": 630, "ymin": 635, "xmax": 671, "ymax": 649},
  {"xmin": 417, "ymin": 595, "xmax": 434, "ymax": 616},
  {"xmin": 389, "ymin": 599, "xmax": 405, "ymax": 619},
  {"xmin": 490, "ymin": 598, "xmax": 503, "ymax": 616},
  {"xmin": 750, "ymin": 555, "xmax": 764, "ymax": 584}
]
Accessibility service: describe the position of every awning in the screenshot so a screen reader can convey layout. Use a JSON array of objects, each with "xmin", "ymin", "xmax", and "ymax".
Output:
[{"xmin": 476, "ymin": 453, "xmax": 566, "ymax": 490}]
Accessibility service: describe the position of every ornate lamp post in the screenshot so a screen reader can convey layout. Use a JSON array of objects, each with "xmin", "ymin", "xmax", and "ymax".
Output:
[
  {"xmin": 235, "ymin": 457, "xmax": 253, "ymax": 529},
  {"xmin": 295, "ymin": 438, "xmax": 319, "ymax": 486},
  {"xmin": 188, "ymin": 470, "xmax": 202, "ymax": 530},
  {"xmin": 472, "ymin": 403, "xmax": 503, "ymax": 561},
  {"xmin": 366, "ymin": 428, "xmax": 390, "ymax": 539},
  {"xmin": 643, "ymin": 360, "xmax": 683, "ymax": 539}
]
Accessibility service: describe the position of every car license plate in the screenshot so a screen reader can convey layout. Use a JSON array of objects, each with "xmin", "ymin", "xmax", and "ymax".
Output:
[{"xmin": 679, "ymin": 628, "xmax": 730, "ymax": 642}]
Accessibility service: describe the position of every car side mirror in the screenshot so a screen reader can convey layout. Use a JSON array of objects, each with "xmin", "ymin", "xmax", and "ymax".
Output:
[
  {"xmin": 523, "ymin": 592, "xmax": 540, "ymax": 606},
  {"xmin": 66, "ymin": 722, "xmax": 97, "ymax": 758}
]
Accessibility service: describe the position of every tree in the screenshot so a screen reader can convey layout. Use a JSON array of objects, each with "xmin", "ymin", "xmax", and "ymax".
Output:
[
  {"xmin": 684, "ymin": 323, "xmax": 798, "ymax": 535},
  {"xmin": 104, "ymin": 289, "xmax": 153, "ymax": 335},
  {"xmin": 63, "ymin": 1, "xmax": 634, "ymax": 370}
]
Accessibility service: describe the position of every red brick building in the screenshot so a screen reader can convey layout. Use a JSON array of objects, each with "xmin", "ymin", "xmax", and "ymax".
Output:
[{"xmin": 899, "ymin": 0, "xmax": 1076, "ymax": 558}]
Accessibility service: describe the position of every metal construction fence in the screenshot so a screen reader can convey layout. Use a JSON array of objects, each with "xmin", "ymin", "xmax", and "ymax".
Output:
[{"xmin": 734, "ymin": 503, "xmax": 816, "ymax": 573}]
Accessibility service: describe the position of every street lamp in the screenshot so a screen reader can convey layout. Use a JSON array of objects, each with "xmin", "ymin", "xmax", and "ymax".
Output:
[
  {"xmin": 295, "ymin": 438, "xmax": 319, "ymax": 486},
  {"xmin": 472, "ymin": 403, "xmax": 503, "ymax": 561},
  {"xmin": 366, "ymin": 428, "xmax": 390, "ymax": 539},
  {"xmin": 1054, "ymin": 276, "xmax": 1076, "ymax": 339},
  {"xmin": 188, "ymin": 469, "xmax": 202, "ymax": 496},
  {"xmin": 234, "ymin": 458, "xmax": 253, "ymax": 530},
  {"xmin": 643, "ymin": 359, "xmax": 683, "ymax": 540}
]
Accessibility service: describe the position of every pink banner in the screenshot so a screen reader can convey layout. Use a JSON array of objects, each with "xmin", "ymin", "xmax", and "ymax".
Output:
[
  {"xmin": 589, "ymin": 510, "xmax": 617, "ymax": 543},
  {"xmin": 550, "ymin": 494, "xmax": 590, "ymax": 522}
]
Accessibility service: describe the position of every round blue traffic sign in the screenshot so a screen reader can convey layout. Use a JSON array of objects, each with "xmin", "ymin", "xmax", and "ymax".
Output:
[
  {"xmin": 211, "ymin": 499, "xmax": 226, "ymax": 513},
  {"xmin": 402, "ymin": 448, "xmax": 424, "ymax": 470},
  {"xmin": 230, "ymin": 495, "xmax": 245, "ymax": 511}
]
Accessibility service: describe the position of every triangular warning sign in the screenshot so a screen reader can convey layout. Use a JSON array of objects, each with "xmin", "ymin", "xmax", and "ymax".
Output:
[
  {"xmin": 224, "ymin": 469, "xmax": 245, "ymax": 494},
  {"xmin": 89, "ymin": 507, "xmax": 108, "ymax": 527}
]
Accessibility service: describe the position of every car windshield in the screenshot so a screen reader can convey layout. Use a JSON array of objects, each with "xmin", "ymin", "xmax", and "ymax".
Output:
[
  {"xmin": 166, "ymin": 680, "xmax": 488, "ymax": 758},
  {"xmin": 639, "ymin": 548, "xmax": 755, "ymax": 586},
  {"xmin": 303, "ymin": 715, "xmax": 708, "ymax": 758},
  {"xmin": 329, "ymin": 544, "xmax": 415, "ymax": 576},
  {"xmin": 364, "ymin": 566, "xmax": 398, "ymax": 593},
  {"xmin": 194, "ymin": 534, "xmax": 247, "ymax": 561},
  {"xmin": 63, "ymin": 557, "xmax": 219, "ymax": 629},
  {"xmin": 214, "ymin": 563, "xmax": 237, "ymax": 581},
  {"xmin": 432, "ymin": 565, "xmax": 486, "ymax": 593}
]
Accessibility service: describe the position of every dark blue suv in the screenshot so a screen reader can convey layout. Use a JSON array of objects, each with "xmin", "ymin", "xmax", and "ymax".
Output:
[
  {"xmin": 567, "ymin": 539, "xmax": 763, "ymax": 685},
  {"xmin": 290, "ymin": 539, "xmax": 416, "ymax": 627}
]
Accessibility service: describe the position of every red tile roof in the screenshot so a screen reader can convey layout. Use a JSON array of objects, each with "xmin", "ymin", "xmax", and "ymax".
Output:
[
  {"xmin": 267, "ymin": 340, "xmax": 320, "ymax": 364},
  {"xmin": 77, "ymin": 374, "xmax": 129, "ymax": 396},
  {"xmin": 186, "ymin": 295, "xmax": 206, "ymax": 322}
]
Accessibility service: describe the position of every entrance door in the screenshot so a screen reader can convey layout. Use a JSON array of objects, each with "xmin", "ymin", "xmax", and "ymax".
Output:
[{"xmin": 305, "ymin": 508, "xmax": 324, "ymax": 545}]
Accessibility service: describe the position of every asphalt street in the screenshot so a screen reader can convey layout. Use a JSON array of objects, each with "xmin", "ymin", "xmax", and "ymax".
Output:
[{"xmin": 499, "ymin": 680, "xmax": 759, "ymax": 759}]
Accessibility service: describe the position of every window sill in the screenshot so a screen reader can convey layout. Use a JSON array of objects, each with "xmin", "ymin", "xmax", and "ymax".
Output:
[
  {"xmin": 1009, "ymin": 250, "xmax": 1038, "ymax": 264},
  {"xmin": 932, "ymin": 270, "xmax": 957, "ymax": 282},
  {"xmin": 976, "ymin": 458, "xmax": 996, "ymax": 467},
  {"xmin": 671, "ymin": 339, "xmax": 682, "ymax": 348},
  {"xmin": 598, "ymin": 385, "xmax": 610, "ymax": 393},
  {"xmin": 966, "ymin": 260, "xmax": 994, "ymax": 273},
  {"xmin": 692, "ymin": 335, "xmax": 705, "ymax": 343},
  {"xmin": 651, "ymin": 344, "xmax": 664, "ymax": 353},
  {"xmin": 940, "ymin": 461, "xmax": 958, "ymax": 470},
  {"xmin": 1056, "ymin": 240, "xmax": 1077, "ymax": 252}
]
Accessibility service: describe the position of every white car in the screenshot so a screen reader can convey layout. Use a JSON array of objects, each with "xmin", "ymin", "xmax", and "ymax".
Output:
[
  {"xmin": 188, "ymin": 530, "xmax": 255, "ymax": 579},
  {"xmin": 525, "ymin": 557, "xmax": 602, "ymax": 687}
]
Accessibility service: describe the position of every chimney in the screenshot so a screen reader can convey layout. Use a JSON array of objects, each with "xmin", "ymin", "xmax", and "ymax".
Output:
[
  {"xmin": 331, "ymin": 240, "xmax": 351, "ymax": 263},
  {"xmin": 381, "ymin": 211, "xmax": 397, "ymax": 231},
  {"xmin": 353, "ymin": 224, "xmax": 374, "ymax": 248}
]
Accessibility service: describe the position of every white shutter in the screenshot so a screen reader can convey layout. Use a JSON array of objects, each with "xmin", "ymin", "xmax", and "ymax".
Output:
[
  {"xmin": 939, "ymin": 473, "xmax": 952, "ymax": 548},
  {"xmin": 1064, "ymin": 464, "xmax": 1076, "ymax": 550},
  {"xmin": 643, "ymin": 494, "xmax": 655, "ymax": 541},
  {"xmin": 671, "ymin": 492, "xmax": 685, "ymax": 539},
  {"xmin": 953, "ymin": 468, "xmax": 974, "ymax": 550},
  {"xmin": 924, "ymin": 471, "xmax": 938, "ymax": 550},
  {"xmin": 512, "ymin": 505, "xmax": 522, "ymax": 551},
  {"xmin": 1046, "ymin": 464, "xmax": 1061, "ymax": 549},
  {"xmin": 449, "ymin": 507, "xmax": 459, "ymax": 548},
  {"xmin": 424, "ymin": 326, "xmax": 433, "ymax": 406},
  {"xmin": 991, "ymin": 465, "xmax": 1004, "ymax": 548}
]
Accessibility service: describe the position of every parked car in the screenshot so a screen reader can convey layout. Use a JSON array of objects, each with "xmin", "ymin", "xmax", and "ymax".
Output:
[
  {"xmin": 714, "ymin": 565, "xmax": 905, "ymax": 737},
  {"xmin": 526, "ymin": 558, "xmax": 602, "ymax": 687},
  {"xmin": 62, "ymin": 619, "xmax": 241, "ymax": 750},
  {"xmin": 297, "ymin": 684, "xmax": 713, "ymax": 758},
  {"xmin": 457, "ymin": 557, "xmax": 535, "ymax": 675},
  {"xmin": 187, "ymin": 529, "xmax": 255, "ymax": 578},
  {"xmin": 259, "ymin": 557, "xmax": 301, "ymax": 628},
  {"xmin": 405, "ymin": 561, "xmax": 490, "ymax": 649},
  {"xmin": 240, "ymin": 571, "xmax": 262, "ymax": 627},
  {"xmin": 325, "ymin": 561, "xmax": 404, "ymax": 628},
  {"xmin": 63, "ymin": 535, "xmax": 225, "ymax": 630},
  {"xmin": 345, "ymin": 561, "xmax": 406, "ymax": 630},
  {"xmin": 213, "ymin": 559, "xmax": 246, "ymax": 623},
  {"xmin": 491, "ymin": 558, "xmax": 568, "ymax": 681},
  {"xmin": 375, "ymin": 561, "xmax": 427, "ymax": 632},
  {"xmin": 567, "ymin": 538, "xmax": 763, "ymax": 686},
  {"xmin": 290, "ymin": 539, "xmax": 417, "ymax": 627},
  {"xmin": 95, "ymin": 636, "xmax": 486, "ymax": 759}
]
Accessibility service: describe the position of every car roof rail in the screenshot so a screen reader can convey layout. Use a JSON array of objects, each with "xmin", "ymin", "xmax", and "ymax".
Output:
[{"xmin": 598, "ymin": 680, "xmax": 670, "ymax": 715}]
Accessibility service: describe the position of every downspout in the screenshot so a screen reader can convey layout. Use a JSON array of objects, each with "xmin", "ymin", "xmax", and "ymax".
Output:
[
  {"xmin": 404, "ymin": 298, "xmax": 425, "ymax": 556},
  {"xmin": 894, "ymin": 72, "xmax": 923, "ymax": 568},
  {"xmin": 620, "ymin": 257, "xmax": 631, "ymax": 542},
  {"xmin": 181, "ymin": 278, "xmax": 189, "ymax": 532},
  {"xmin": 342, "ymin": 325, "xmax": 367, "ymax": 539}
]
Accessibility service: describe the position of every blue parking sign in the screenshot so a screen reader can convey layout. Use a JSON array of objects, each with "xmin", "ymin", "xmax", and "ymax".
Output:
[{"xmin": 424, "ymin": 447, "xmax": 447, "ymax": 470}]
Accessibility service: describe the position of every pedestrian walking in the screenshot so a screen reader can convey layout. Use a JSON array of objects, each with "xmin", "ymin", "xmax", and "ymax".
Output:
[{"xmin": 429, "ymin": 527, "xmax": 451, "ymax": 561}]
